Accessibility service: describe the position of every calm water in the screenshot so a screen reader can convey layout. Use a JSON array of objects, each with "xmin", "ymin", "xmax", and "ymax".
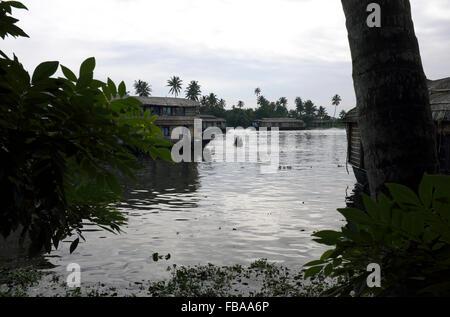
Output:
[{"xmin": 43, "ymin": 129, "xmax": 355, "ymax": 284}]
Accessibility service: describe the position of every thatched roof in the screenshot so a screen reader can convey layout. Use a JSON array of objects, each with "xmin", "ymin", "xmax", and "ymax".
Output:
[
  {"xmin": 344, "ymin": 77, "xmax": 450, "ymax": 123},
  {"xmin": 429, "ymin": 77, "xmax": 450, "ymax": 121},
  {"xmin": 133, "ymin": 96, "xmax": 200, "ymax": 108},
  {"xmin": 342, "ymin": 108, "xmax": 358, "ymax": 123}
]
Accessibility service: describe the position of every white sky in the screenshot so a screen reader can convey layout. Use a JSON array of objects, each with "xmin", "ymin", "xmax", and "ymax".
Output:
[{"xmin": 3, "ymin": 0, "xmax": 450, "ymax": 113}]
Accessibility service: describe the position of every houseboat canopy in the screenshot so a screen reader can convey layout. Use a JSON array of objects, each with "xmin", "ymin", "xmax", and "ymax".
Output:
[{"xmin": 254, "ymin": 118, "xmax": 306, "ymax": 129}]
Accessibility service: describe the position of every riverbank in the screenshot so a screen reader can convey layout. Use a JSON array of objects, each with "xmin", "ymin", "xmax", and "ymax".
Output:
[{"xmin": 1, "ymin": 259, "xmax": 334, "ymax": 297}]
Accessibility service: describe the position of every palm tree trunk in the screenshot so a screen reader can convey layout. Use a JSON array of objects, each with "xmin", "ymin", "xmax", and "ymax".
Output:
[{"xmin": 341, "ymin": 0, "xmax": 438, "ymax": 198}]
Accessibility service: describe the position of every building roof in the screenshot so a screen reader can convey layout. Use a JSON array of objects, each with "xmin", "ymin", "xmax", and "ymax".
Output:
[
  {"xmin": 429, "ymin": 78, "xmax": 450, "ymax": 121},
  {"xmin": 133, "ymin": 96, "xmax": 200, "ymax": 108},
  {"xmin": 344, "ymin": 77, "xmax": 450, "ymax": 123},
  {"xmin": 199, "ymin": 114, "xmax": 226, "ymax": 122},
  {"xmin": 257, "ymin": 118, "xmax": 305, "ymax": 123}
]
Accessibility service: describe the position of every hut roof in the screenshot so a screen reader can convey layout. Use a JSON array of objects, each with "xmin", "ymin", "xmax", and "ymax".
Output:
[
  {"xmin": 133, "ymin": 96, "xmax": 200, "ymax": 108},
  {"xmin": 342, "ymin": 108, "xmax": 358, "ymax": 123},
  {"xmin": 429, "ymin": 78, "xmax": 450, "ymax": 121},
  {"xmin": 344, "ymin": 77, "xmax": 450, "ymax": 123}
]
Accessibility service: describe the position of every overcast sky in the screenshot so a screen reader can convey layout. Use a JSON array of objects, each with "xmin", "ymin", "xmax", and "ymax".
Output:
[{"xmin": 3, "ymin": 0, "xmax": 450, "ymax": 113}]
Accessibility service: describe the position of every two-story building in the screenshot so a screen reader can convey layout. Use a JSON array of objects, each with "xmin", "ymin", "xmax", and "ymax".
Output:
[{"xmin": 133, "ymin": 96, "xmax": 226, "ymax": 141}]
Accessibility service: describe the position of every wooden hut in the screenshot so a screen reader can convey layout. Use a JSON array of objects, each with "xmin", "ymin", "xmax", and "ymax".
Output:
[
  {"xmin": 253, "ymin": 118, "xmax": 306, "ymax": 130},
  {"xmin": 343, "ymin": 77, "xmax": 450, "ymax": 188}
]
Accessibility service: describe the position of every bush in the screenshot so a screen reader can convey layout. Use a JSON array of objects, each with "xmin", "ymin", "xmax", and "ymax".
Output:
[
  {"xmin": 0, "ymin": 1, "xmax": 172, "ymax": 254},
  {"xmin": 304, "ymin": 173, "xmax": 450, "ymax": 296}
]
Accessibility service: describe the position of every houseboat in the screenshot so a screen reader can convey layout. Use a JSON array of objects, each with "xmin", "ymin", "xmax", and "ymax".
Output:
[
  {"xmin": 253, "ymin": 118, "xmax": 306, "ymax": 130},
  {"xmin": 343, "ymin": 77, "xmax": 450, "ymax": 190},
  {"xmin": 133, "ymin": 96, "xmax": 226, "ymax": 142}
]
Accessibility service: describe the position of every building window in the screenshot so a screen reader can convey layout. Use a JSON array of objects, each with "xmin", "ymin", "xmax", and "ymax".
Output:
[
  {"xmin": 162, "ymin": 107, "xmax": 172, "ymax": 116},
  {"xmin": 151, "ymin": 106, "xmax": 160, "ymax": 115},
  {"xmin": 173, "ymin": 107, "xmax": 185, "ymax": 116},
  {"xmin": 162, "ymin": 127, "xmax": 170, "ymax": 137}
]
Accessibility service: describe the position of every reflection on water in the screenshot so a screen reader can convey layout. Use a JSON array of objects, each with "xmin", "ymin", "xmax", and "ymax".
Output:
[{"xmin": 38, "ymin": 129, "xmax": 355, "ymax": 284}]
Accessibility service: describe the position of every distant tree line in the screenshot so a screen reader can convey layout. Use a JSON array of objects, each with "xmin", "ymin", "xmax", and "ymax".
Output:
[{"xmin": 133, "ymin": 79, "xmax": 347, "ymax": 128}]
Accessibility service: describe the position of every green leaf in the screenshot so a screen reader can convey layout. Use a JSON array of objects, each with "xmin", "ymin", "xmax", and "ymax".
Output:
[
  {"xmin": 320, "ymin": 249, "xmax": 335, "ymax": 261},
  {"xmin": 323, "ymin": 263, "xmax": 333, "ymax": 277},
  {"xmin": 303, "ymin": 260, "xmax": 324, "ymax": 267},
  {"xmin": 304, "ymin": 266, "xmax": 323, "ymax": 279},
  {"xmin": 32, "ymin": 61, "xmax": 59, "ymax": 84},
  {"xmin": 386, "ymin": 183, "xmax": 422, "ymax": 210},
  {"xmin": 118, "ymin": 81, "xmax": 126, "ymax": 98},
  {"xmin": 362, "ymin": 194, "xmax": 379, "ymax": 220},
  {"xmin": 61, "ymin": 65, "xmax": 77, "ymax": 82},
  {"xmin": 79, "ymin": 57, "xmax": 96, "ymax": 78},
  {"xmin": 338, "ymin": 208, "xmax": 373, "ymax": 225},
  {"xmin": 6, "ymin": 1, "xmax": 28, "ymax": 9},
  {"xmin": 107, "ymin": 78, "xmax": 117, "ymax": 97},
  {"xmin": 156, "ymin": 147, "xmax": 174, "ymax": 162},
  {"xmin": 312, "ymin": 230, "xmax": 342, "ymax": 245},
  {"xmin": 70, "ymin": 237, "xmax": 80, "ymax": 254},
  {"xmin": 419, "ymin": 173, "xmax": 433, "ymax": 208}
]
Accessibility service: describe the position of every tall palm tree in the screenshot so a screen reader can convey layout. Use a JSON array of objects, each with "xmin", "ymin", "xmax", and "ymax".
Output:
[
  {"xmin": 331, "ymin": 94, "xmax": 342, "ymax": 119},
  {"xmin": 237, "ymin": 100, "xmax": 244, "ymax": 109},
  {"xmin": 341, "ymin": 0, "xmax": 438, "ymax": 196},
  {"xmin": 185, "ymin": 80, "xmax": 201, "ymax": 101},
  {"xmin": 167, "ymin": 76, "xmax": 183, "ymax": 97},
  {"xmin": 133, "ymin": 80, "xmax": 152, "ymax": 97}
]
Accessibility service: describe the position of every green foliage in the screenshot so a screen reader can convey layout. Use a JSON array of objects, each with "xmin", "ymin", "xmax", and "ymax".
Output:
[
  {"xmin": 0, "ymin": 1, "xmax": 29, "ymax": 39},
  {"xmin": 304, "ymin": 174, "xmax": 450, "ymax": 296},
  {"xmin": 0, "ymin": 3, "xmax": 172, "ymax": 254}
]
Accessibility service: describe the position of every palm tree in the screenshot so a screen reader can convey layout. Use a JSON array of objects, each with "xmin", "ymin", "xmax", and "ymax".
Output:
[
  {"xmin": 341, "ymin": 0, "xmax": 438, "ymax": 196},
  {"xmin": 339, "ymin": 110, "xmax": 347, "ymax": 120},
  {"xmin": 254, "ymin": 87, "xmax": 261, "ymax": 98},
  {"xmin": 207, "ymin": 93, "xmax": 217, "ymax": 108},
  {"xmin": 133, "ymin": 80, "xmax": 152, "ymax": 97},
  {"xmin": 218, "ymin": 99, "xmax": 226, "ymax": 109},
  {"xmin": 167, "ymin": 76, "xmax": 183, "ymax": 97},
  {"xmin": 295, "ymin": 97, "xmax": 304, "ymax": 117},
  {"xmin": 331, "ymin": 94, "xmax": 342, "ymax": 119},
  {"xmin": 185, "ymin": 80, "xmax": 201, "ymax": 101},
  {"xmin": 317, "ymin": 106, "xmax": 327, "ymax": 120},
  {"xmin": 237, "ymin": 100, "xmax": 244, "ymax": 109},
  {"xmin": 200, "ymin": 95, "xmax": 208, "ymax": 107}
]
